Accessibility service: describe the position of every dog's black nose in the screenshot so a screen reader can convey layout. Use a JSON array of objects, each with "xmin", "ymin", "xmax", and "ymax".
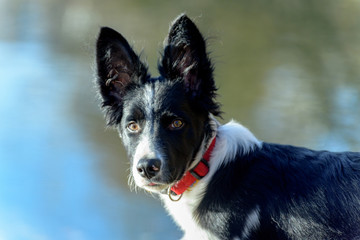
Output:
[{"xmin": 136, "ymin": 158, "xmax": 161, "ymax": 179}]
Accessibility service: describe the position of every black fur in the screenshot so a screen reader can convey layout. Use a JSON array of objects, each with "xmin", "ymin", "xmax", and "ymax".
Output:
[
  {"xmin": 96, "ymin": 15, "xmax": 219, "ymax": 191},
  {"xmin": 96, "ymin": 15, "xmax": 220, "ymax": 127},
  {"xmin": 159, "ymin": 15, "xmax": 221, "ymax": 116},
  {"xmin": 96, "ymin": 26, "xmax": 149, "ymax": 125},
  {"xmin": 197, "ymin": 143, "xmax": 360, "ymax": 239},
  {"xmin": 95, "ymin": 14, "xmax": 360, "ymax": 240}
]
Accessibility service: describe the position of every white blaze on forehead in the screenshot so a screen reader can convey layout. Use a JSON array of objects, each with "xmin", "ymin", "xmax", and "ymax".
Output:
[
  {"xmin": 132, "ymin": 83, "xmax": 157, "ymax": 166},
  {"xmin": 134, "ymin": 83, "xmax": 159, "ymax": 162},
  {"xmin": 143, "ymin": 83, "xmax": 155, "ymax": 115},
  {"xmin": 131, "ymin": 82, "xmax": 165, "ymax": 187}
]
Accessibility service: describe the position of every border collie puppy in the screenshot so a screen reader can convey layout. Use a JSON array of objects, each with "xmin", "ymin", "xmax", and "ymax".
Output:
[{"xmin": 95, "ymin": 14, "xmax": 360, "ymax": 240}]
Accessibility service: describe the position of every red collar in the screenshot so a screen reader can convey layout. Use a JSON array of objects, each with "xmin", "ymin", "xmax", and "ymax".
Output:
[{"xmin": 170, "ymin": 137, "xmax": 216, "ymax": 196}]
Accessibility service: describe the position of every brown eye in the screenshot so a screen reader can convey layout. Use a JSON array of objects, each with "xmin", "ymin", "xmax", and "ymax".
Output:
[
  {"xmin": 170, "ymin": 119, "xmax": 184, "ymax": 130},
  {"xmin": 127, "ymin": 122, "xmax": 140, "ymax": 132}
]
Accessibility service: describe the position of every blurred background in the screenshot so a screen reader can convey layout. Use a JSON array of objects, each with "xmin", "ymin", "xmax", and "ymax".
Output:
[{"xmin": 0, "ymin": 0, "xmax": 359, "ymax": 239}]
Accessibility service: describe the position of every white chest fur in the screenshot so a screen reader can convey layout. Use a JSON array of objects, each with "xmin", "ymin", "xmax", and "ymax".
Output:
[{"xmin": 160, "ymin": 181, "xmax": 217, "ymax": 240}]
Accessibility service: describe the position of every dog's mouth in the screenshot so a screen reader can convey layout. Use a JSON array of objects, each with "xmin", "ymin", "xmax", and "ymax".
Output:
[
  {"xmin": 146, "ymin": 182, "xmax": 166, "ymax": 188},
  {"xmin": 141, "ymin": 181, "xmax": 170, "ymax": 193},
  {"xmin": 139, "ymin": 175, "xmax": 183, "ymax": 193},
  {"xmin": 132, "ymin": 164, "xmax": 188, "ymax": 193}
]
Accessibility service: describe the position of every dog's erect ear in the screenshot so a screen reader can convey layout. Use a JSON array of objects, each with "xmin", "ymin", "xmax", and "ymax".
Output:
[
  {"xmin": 159, "ymin": 14, "xmax": 220, "ymax": 116},
  {"xmin": 96, "ymin": 27, "xmax": 148, "ymax": 125}
]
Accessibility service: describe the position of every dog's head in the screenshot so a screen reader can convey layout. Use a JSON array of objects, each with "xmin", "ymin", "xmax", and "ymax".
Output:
[{"xmin": 95, "ymin": 15, "xmax": 220, "ymax": 193}]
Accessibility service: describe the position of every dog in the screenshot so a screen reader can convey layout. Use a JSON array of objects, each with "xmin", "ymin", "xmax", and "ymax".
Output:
[{"xmin": 95, "ymin": 14, "xmax": 360, "ymax": 240}]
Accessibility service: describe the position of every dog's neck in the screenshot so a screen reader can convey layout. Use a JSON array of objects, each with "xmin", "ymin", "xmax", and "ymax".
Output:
[
  {"xmin": 169, "ymin": 136, "xmax": 217, "ymax": 197},
  {"xmin": 166, "ymin": 115, "xmax": 219, "ymax": 198}
]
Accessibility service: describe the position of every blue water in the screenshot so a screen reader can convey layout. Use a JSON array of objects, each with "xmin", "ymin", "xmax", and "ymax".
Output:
[
  {"xmin": 0, "ymin": 40, "xmax": 181, "ymax": 239},
  {"xmin": 0, "ymin": 1, "xmax": 182, "ymax": 238}
]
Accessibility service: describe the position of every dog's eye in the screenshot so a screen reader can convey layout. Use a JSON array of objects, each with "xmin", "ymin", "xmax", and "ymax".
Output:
[
  {"xmin": 170, "ymin": 119, "xmax": 184, "ymax": 130},
  {"xmin": 127, "ymin": 122, "xmax": 140, "ymax": 132}
]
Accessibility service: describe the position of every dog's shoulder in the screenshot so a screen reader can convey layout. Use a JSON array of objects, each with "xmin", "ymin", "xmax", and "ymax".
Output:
[
  {"xmin": 196, "ymin": 122, "xmax": 360, "ymax": 239},
  {"xmin": 207, "ymin": 120, "xmax": 262, "ymax": 176}
]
